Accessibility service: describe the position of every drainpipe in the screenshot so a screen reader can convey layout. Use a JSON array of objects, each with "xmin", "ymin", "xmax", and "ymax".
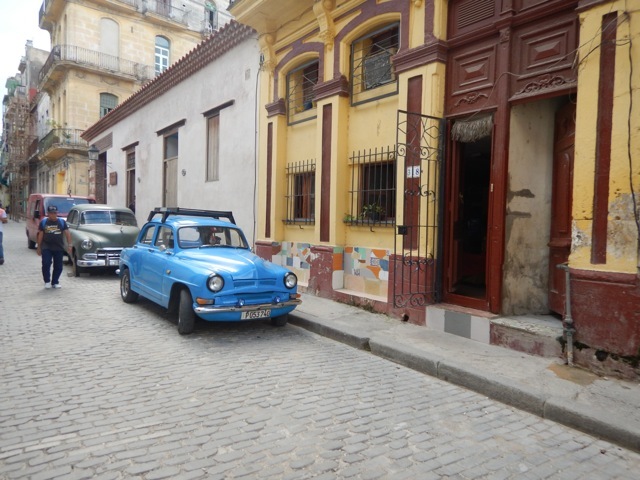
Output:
[{"xmin": 557, "ymin": 263, "xmax": 575, "ymax": 366}]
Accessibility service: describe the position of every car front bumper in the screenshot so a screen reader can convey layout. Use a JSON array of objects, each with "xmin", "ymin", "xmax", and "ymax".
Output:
[
  {"xmin": 194, "ymin": 298, "xmax": 301, "ymax": 315},
  {"xmin": 76, "ymin": 257, "xmax": 121, "ymax": 268}
]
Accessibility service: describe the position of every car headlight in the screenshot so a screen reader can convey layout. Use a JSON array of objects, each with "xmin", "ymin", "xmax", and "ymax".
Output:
[
  {"xmin": 207, "ymin": 274, "xmax": 224, "ymax": 292},
  {"xmin": 284, "ymin": 272, "xmax": 297, "ymax": 289},
  {"xmin": 81, "ymin": 238, "xmax": 93, "ymax": 250}
]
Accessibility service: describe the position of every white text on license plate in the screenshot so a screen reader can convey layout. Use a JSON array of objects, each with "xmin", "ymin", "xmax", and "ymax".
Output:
[{"xmin": 241, "ymin": 309, "xmax": 271, "ymax": 320}]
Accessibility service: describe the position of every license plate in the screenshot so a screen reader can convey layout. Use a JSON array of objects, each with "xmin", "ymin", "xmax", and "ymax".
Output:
[{"xmin": 241, "ymin": 309, "xmax": 270, "ymax": 320}]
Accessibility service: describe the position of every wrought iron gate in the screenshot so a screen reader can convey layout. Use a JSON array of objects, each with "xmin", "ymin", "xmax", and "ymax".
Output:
[{"xmin": 393, "ymin": 110, "xmax": 445, "ymax": 309}]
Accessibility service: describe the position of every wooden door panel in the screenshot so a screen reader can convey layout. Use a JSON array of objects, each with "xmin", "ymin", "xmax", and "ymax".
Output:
[{"xmin": 548, "ymin": 102, "xmax": 575, "ymax": 315}]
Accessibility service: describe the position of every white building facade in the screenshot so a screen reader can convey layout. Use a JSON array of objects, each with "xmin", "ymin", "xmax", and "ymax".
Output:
[{"xmin": 82, "ymin": 21, "xmax": 260, "ymax": 242}]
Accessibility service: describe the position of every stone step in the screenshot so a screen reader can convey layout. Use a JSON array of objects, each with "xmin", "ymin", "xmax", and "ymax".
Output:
[{"xmin": 426, "ymin": 304, "xmax": 564, "ymax": 359}]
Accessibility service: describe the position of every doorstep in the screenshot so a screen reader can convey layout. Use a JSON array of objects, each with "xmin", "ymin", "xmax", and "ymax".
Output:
[{"xmin": 426, "ymin": 304, "xmax": 564, "ymax": 359}]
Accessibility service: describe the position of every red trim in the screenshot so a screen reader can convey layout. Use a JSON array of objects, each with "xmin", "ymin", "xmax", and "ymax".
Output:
[
  {"xmin": 591, "ymin": 12, "xmax": 617, "ymax": 264},
  {"xmin": 404, "ymin": 76, "xmax": 423, "ymax": 249},
  {"xmin": 320, "ymin": 104, "xmax": 332, "ymax": 242},
  {"xmin": 265, "ymin": 122, "xmax": 273, "ymax": 238}
]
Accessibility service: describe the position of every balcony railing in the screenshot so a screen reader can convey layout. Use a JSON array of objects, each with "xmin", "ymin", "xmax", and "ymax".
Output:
[
  {"xmin": 40, "ymin": 0, "xmax": 188, "ymax": 25},
  {"xmin": 39, "ymin": 45, "xmax": 154, "ymax": 85},
  {"xmin": 38, "ymin": 128, "xmax": 88, "ymax": 157}
]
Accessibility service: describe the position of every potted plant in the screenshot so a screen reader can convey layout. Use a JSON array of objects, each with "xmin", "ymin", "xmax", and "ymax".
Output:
[{"xmin": 360, "ymin": 203, "xmax": 385, "ymax": 221}]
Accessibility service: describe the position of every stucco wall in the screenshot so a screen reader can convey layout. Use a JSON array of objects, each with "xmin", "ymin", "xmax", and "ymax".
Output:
[
  {"xmin": 572, "ymin": 0, "xmax": 639, "ymax": 273},
  {"xmin": 503, "ymin": 100, "xmax": 558, "ymax": 315}
]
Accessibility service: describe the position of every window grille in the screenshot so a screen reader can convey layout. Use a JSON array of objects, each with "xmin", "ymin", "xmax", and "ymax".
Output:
[
  {"xmin": 284, "ymin": 159, "xmax": 316, "ymax": 224},
  {"xmin": 350, "ymin": 24, "xmax": 399, "ymax": 105},
  {"xmin": 346, "ymin": 146, "xmax": 396, "ymax": 227},
  {"xmin": 287, "ymin": 60, "xmax": 319, "ymax": 125}
]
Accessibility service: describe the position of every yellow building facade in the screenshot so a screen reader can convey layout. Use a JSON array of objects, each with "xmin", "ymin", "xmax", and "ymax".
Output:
[
  {"xmin": 231, "ymin": 0, "xmax": 639, "ymax": 378},
  {"xmin": 231, "ymin": 0, "xmax": 448, "ymax": 312}
]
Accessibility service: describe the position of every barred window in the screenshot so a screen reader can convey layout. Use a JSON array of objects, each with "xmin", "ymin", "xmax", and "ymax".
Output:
[
  {"xmin": 285, "ymin": 159, "xmax": 315, "ymax": 224},
  {"xmin": 350, "ymin": 24, "xmax": 399, "ymax": 105},
  {"xmin": 287, "ymin": 60, "xmax": 319, "ymax": 125},
  {"xmin": 346, "ymin": 146, "xmax": 396, "ymax": 226}
]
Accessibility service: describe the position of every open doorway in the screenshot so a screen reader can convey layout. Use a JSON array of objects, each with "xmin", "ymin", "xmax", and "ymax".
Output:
[{"xmin": 444, "ymin": 136, "xmax": 491, "ymax": 308}]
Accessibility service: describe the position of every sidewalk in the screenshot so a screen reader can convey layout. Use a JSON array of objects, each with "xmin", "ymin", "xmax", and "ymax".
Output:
[{"xmin": 289, "ymin": 293, "xmax": 640, "ymax": 453}]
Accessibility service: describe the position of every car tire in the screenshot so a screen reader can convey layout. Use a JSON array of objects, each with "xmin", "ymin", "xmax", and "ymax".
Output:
[
  {"xmin": 72, "ymin": 253, "xmax": 85, "ymax": 277},
  {"xmin": 271, "ymin": 314, "xmax": 289, "ymax": 327},
  {"xmin": 120, "ymin": 268, "xmax": 139, "ymax": 303},
  {"xmin": 178, "ymin": 289, "xmax": 196, "ymax": 335},
  {"xmin": 27, "ymin": 237, "xmax": 36, "ymax": 249}
]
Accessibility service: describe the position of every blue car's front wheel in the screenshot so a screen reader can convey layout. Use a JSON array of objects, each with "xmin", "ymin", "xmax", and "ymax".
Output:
[
  {"xmin": 270, "ymin": 314, "xmax": 289, "ymax": 327},
  {"xmin": 120, "ymin": 269, "xmax": 139, "ymax": 304},
  {"xmin": 178, "ymin": 289, "xmax": 196, "ymax": 335}
]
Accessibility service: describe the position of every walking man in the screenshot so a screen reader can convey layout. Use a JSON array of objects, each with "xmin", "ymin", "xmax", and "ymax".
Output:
[
  {"xmin": 0, "ymin": 204, "xmax": 7, "ymax": 265},
  {"xmin": 37, "ymin": 205, "xmax": 72, "ymax": 289}
]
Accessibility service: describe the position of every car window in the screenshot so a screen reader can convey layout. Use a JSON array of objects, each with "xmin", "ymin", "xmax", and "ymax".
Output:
[
  {"xmin": 114, "ymin": 212, "xmax": 137, "ymax": 226},
  {"xmin": 140, "ymin": 225, "xmax": 156, "ymax": 245},
  {"xmin": 192, "ymin": 226, "xmax": 249, "ymax": 249},
  {"xmin": 44, "ymin": 197, "xmax": 93, "ymax": 215},
  {"xmin": 82, "ymin": 211, "xmax": 112, "ymax": 224},
  {"xmin": 80, "ymin": 210, "xmax": 137, "ymax": 226},
  {"xmin": 178, "ymin": 227, "xmax": 202, "ymax": 248},
  {"xmin": 156, "ymin": 226, "xmax": 175, "ymax": 249},
  {"xmin": 67, "ymin": 210, "xmax": 78, "ymax": 224}
]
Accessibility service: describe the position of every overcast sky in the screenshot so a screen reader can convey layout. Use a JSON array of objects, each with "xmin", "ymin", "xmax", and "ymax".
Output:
[{"xmin": 0, "ymin": 0, "xmax": 51, "ymax": 97}]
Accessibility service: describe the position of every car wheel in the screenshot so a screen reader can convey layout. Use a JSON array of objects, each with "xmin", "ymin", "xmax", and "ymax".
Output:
[
  {"xmin": 178, "ymin": 289, "xmax": 196, "ymax": 335},
  {"xmin": 72, "ymin": 253, "xmax": 85, "ymax": 277},
  {"xmin": 120, "ymin": 268, "xmax": 139, "ymax": 303},
  {"xmin": 271, "ymin": 314, "xmax": 289, "ymax": 327},
  {"xmin": 27, "ymin": 237, "xmax": 36, "ymax": 249}
]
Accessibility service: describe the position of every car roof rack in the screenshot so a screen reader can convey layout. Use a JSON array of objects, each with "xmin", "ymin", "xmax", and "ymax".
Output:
[{"xmin": 148, "ymin": 207, "xmax": 236, "ymax": 224}]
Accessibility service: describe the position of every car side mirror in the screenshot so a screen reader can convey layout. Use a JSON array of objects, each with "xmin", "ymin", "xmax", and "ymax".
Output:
[{"xmin": 34, "ymin": 211, "xmax": 41, "ymax": 219}]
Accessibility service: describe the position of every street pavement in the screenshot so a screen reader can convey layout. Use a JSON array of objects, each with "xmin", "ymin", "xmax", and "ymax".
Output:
[{"xmin": 1, "ymin": 218, "xmax": 640, "ymax": 479}]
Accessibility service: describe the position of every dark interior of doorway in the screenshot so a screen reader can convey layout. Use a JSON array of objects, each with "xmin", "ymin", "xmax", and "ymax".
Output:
[{"xmin": 452, "ymin": 137, "xmax": 491, "ymax": 299}]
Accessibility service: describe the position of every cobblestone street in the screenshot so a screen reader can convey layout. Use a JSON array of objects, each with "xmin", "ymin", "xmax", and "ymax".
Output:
[{"xmin": 1, "ymin": 219, "xmax": 640, "ymax": 479}]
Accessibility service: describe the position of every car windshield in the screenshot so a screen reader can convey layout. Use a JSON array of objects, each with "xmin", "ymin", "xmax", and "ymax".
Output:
[
  {"xmin": 178, "ymin": 226, "xmax": 249, "ymax": 249},
  {"xmin": 45, "ymin": 197, "xmax": 94, "ymax": 215},
  {"xmin": 81, "ymin": 210, "xmax": 138, "ymax": 226}
]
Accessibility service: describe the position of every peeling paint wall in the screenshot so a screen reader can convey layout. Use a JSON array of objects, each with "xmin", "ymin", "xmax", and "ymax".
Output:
[{"xmin": 503, "ymin": 100, "xmax": 559, "ymax": 315}]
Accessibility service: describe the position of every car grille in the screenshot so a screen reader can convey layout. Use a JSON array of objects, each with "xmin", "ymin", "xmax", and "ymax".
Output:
[
  {"xmin": 233, "ymin": 279, "xmax": 277, "ymax": 288},
  {"xmin": 96, "ymin": 248, "xmax": 122, "ymax": 261}
]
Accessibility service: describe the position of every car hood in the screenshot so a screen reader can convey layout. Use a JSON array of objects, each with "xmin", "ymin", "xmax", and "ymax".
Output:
[
  {"xmin": 179, "ymin": 248, "xmax": 286, "ymax": 279},
  {"xmin": 73, "ymin": 225, "xmax": 140, "ymax": 247}
]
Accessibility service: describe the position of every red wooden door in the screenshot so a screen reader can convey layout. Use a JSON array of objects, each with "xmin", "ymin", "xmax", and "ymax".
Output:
[{"xmin": 548, "ymin": 102, "xmax": 575, "ymax": 315}]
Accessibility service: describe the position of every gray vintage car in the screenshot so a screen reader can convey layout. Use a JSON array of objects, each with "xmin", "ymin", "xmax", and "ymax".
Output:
[{"xmin": 66, "ymin": 204, "xmax": 139, "ymax": 276}]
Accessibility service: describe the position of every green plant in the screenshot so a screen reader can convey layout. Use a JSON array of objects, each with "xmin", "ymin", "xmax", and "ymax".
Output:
[
  {"xmin": 360, "ymin": 203, "xmax": 385, "ymax": 219},
  {"xmin": 343, "ymin": 213, "xmax": 356, "ymax": 223}
]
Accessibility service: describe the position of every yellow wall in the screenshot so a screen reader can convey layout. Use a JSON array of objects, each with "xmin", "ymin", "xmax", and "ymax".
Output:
[
  {"xmin": 573, "ymin": 1, "xmax": 639, "ymax": 273},
  {"xmin": 248, "ymin": 0, "xmax": 449, "ymax": 297}
]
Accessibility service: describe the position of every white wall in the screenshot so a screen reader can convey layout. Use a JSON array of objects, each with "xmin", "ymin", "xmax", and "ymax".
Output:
[{"xmin": 97, "ymin": 35, "xmax": 260, "ymax": 244}]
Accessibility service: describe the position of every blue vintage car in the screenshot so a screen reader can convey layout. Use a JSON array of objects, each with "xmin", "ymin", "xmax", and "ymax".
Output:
[{"xmin": 117, "ymin": 208, "xmax": 301, "ymax": 334}]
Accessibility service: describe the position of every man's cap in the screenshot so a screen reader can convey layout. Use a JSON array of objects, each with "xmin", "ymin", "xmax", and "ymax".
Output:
[{"xmin": 47, "ymin": 205, "xmax": 58, "ymax": 213}]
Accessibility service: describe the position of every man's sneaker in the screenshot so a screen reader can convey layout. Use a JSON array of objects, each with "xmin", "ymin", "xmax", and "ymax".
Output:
[
  {"xmin": 45, "ymin": 282, "xmax": 52, "ymax": 289},
  {"xmin": 52, "ymin": 284, "xmax": 62, "ymax": 289}
]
